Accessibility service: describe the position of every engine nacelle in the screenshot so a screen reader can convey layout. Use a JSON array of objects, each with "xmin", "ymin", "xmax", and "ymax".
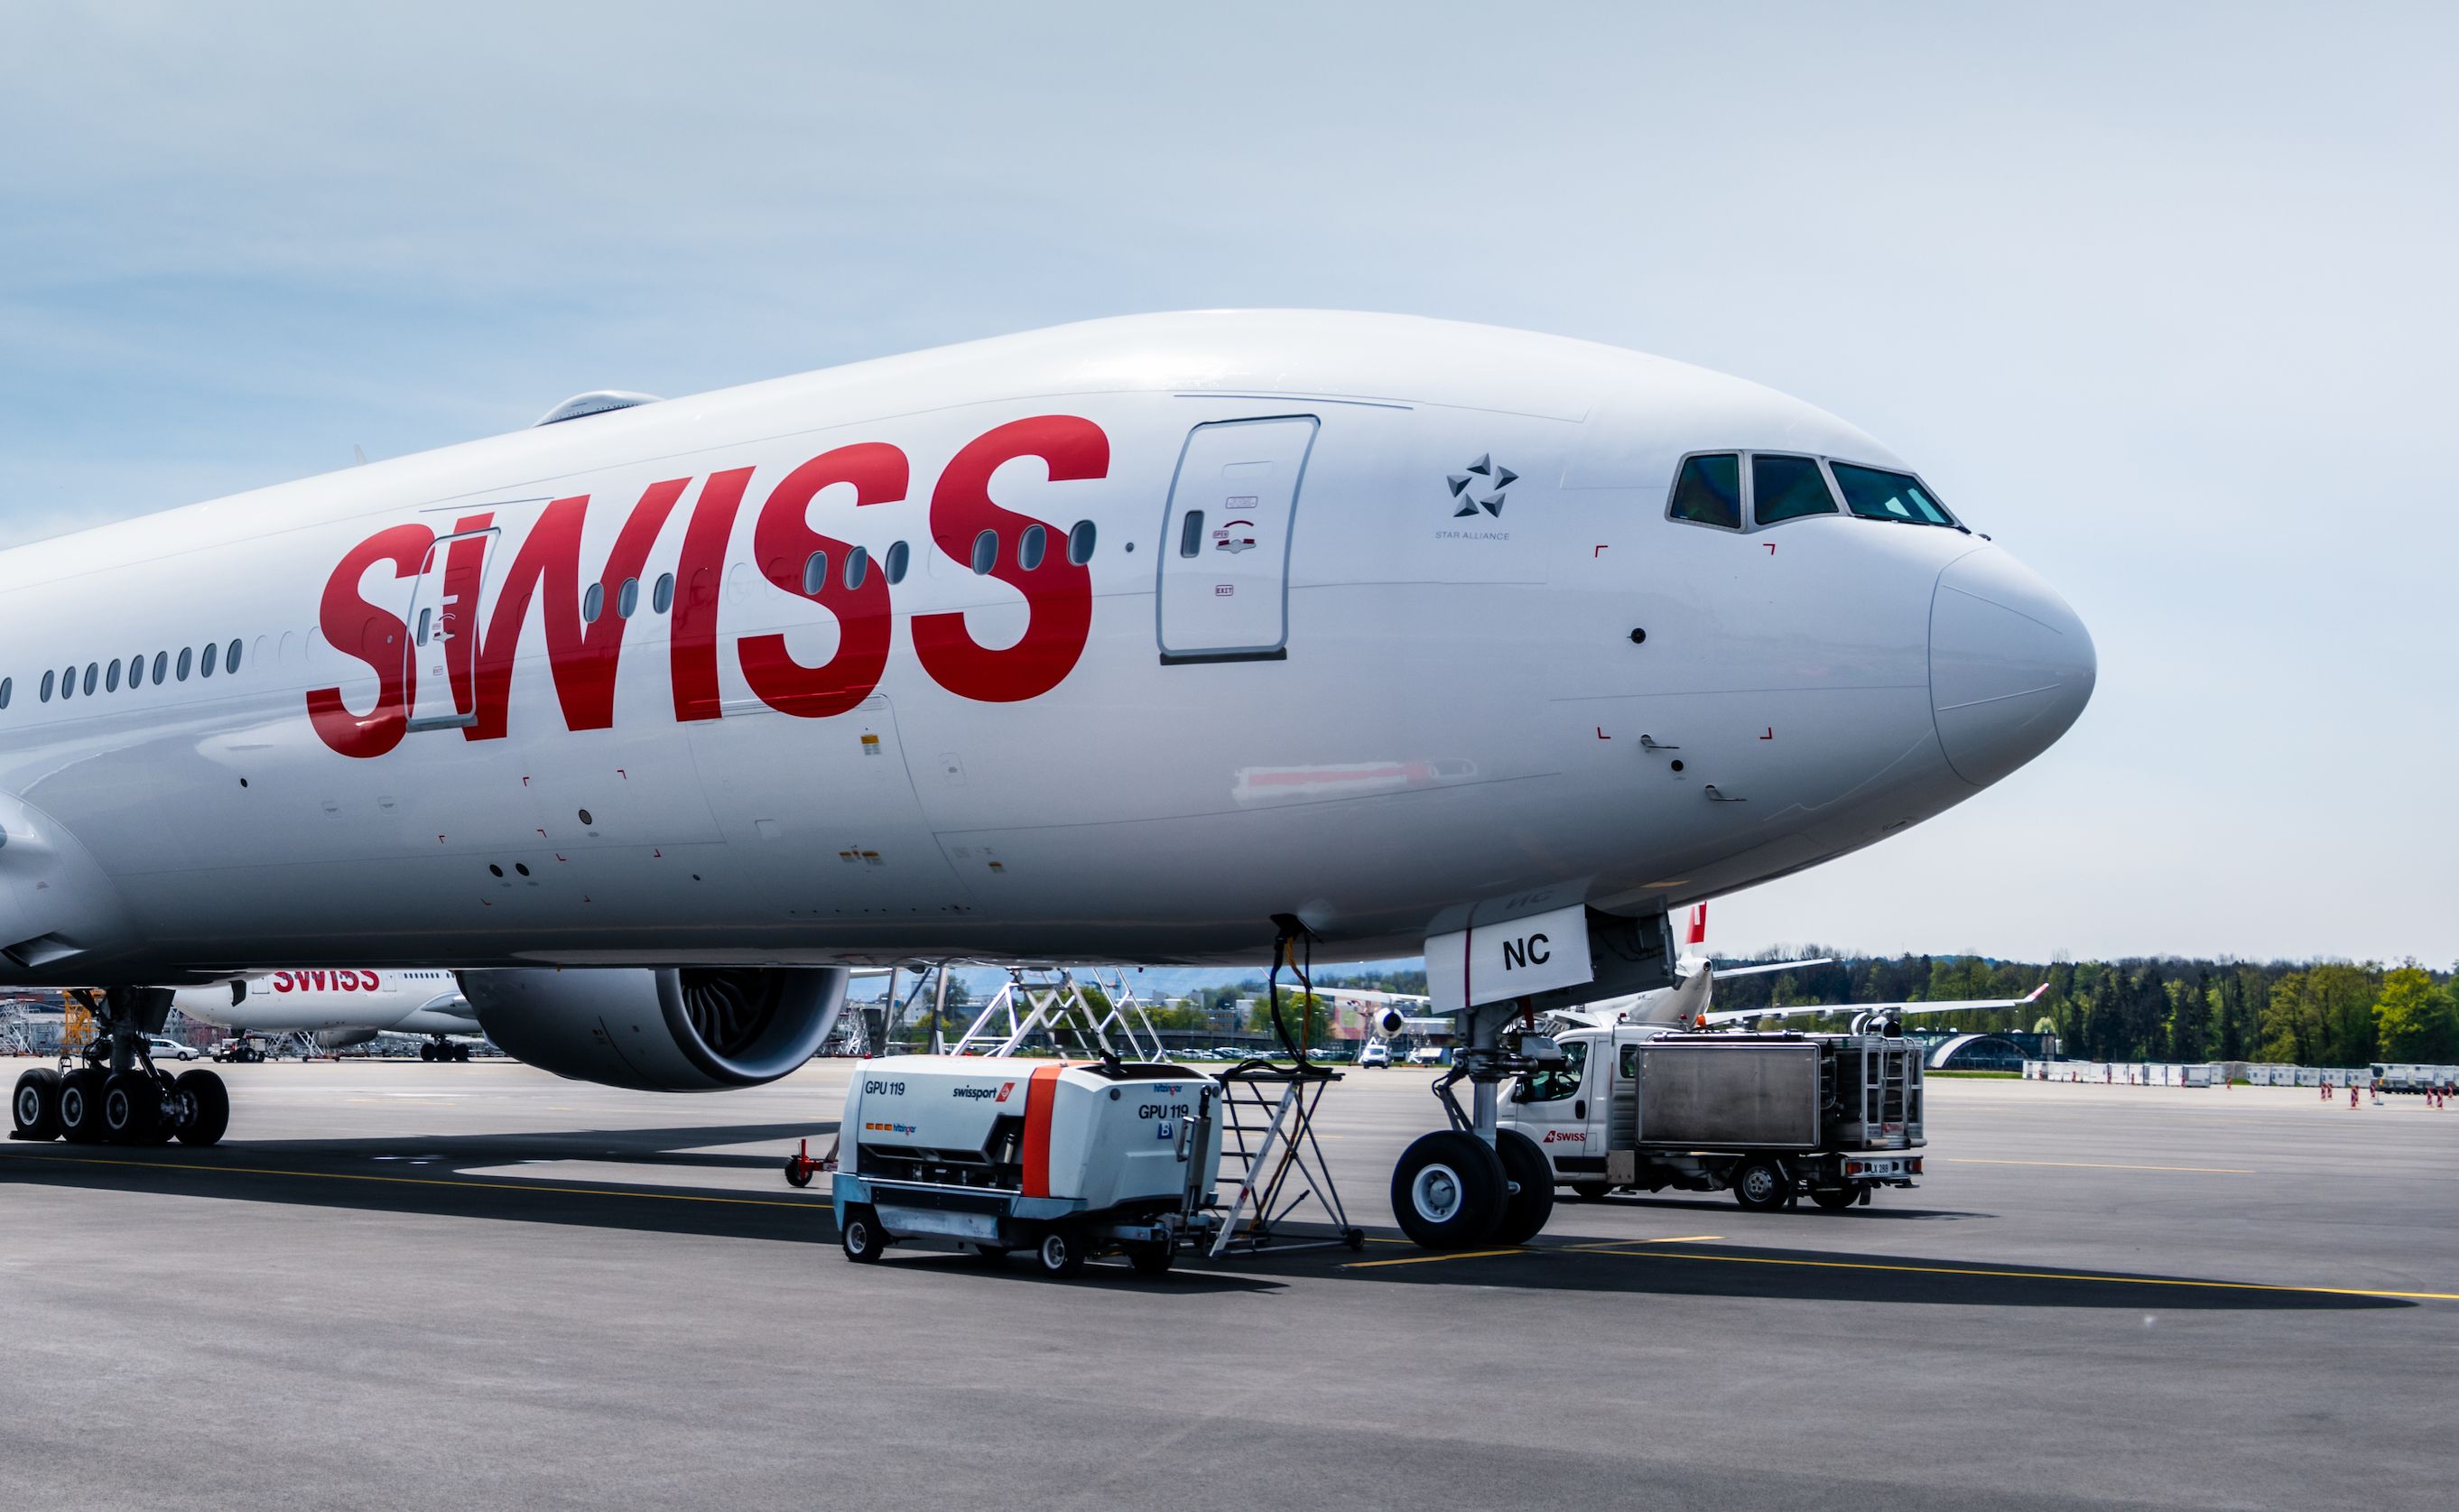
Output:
[
  {"xmin": 314, "ymin": 1026, "xmax": 378, "ymax": 1051},
  {"xmin": 459, "ymin": 967, "xmax": 849, "ymax": 1091}
]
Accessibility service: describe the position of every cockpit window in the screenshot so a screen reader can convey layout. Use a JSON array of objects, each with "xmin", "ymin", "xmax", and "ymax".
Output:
[
  {"xmin": 1668, "ymin": 453, "xmax": 1741, "ymax": 529},
  {"xmin": 1751, "ymin": 454, "xmax": 1839, "ymax": 524},
  {"xmin": 1832, "ymin": 462, "xmax": 1955, "ymax": 526}
]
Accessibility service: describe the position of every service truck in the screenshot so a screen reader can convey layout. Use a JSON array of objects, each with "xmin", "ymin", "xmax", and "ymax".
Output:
[
  {"xmin": 833, "ymin": 1055, "xmax": 1223, "ymax": 1276},
  {"xmin": 1499, "ymin": 1026, "xmax": 1925, "ymax": 1211}
]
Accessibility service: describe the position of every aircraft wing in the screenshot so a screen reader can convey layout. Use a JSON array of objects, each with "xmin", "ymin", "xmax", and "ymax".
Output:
[
  {"xmin": 1702, "ymin": 956, "xmax": 1835, "ymax": 980},
  {"xmin": 1703, "ymin": 982, "xmax": 2046, "ymax": 1027}
]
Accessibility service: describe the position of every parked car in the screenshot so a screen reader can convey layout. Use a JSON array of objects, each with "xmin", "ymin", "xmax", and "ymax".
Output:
[
  {"xmin": 1359, "ymin": 1042, "xmax": 1392, "ymax": 1069},
  {"xmin": 147, "ymin": 1034, "xmax": 201, "ymax": 1062}
]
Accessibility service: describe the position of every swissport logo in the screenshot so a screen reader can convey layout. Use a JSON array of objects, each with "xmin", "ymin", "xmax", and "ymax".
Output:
[{"xmin": 995, "ymin": 1081, "xmax": 1016, "ymax": 1103}]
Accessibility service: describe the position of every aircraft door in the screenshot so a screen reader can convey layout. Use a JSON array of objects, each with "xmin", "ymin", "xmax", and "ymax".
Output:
[
  {"xmin": 1156, "ymin": 416, "xmax": 1317, "ymax": 663},
  {"xmin": 403, "ymin": 526, "xmax": 498, "ymax": 732},
  {"xmin": 1508, "ymin": 1036, "xmax": 1594, "ymax": 1151}
]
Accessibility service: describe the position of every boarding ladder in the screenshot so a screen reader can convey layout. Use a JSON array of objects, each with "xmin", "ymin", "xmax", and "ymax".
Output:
[{"xmin": 1202, "ymin": 1061, "xmax": 1363, "ymax": 1257}]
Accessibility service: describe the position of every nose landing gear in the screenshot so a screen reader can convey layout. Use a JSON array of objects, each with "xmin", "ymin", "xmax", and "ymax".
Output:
[{"xmin": 1391, "ymin": 997, "xmax": 1571, "ymax": 1249}]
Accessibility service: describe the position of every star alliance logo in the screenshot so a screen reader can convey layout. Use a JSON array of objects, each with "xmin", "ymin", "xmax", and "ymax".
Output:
[{"xmin": 1447, "ymin": 454, "xmax": 1517, "ymax": 518}]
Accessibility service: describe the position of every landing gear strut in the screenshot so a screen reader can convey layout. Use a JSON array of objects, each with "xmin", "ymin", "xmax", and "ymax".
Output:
[{"xmin": 10, "ymin": 988, "xmax": 228, "ymax": 1148}]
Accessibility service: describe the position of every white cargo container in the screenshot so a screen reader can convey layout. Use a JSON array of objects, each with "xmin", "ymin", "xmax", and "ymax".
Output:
[{"xmin": 833, "ymin": 1055, "xmax": 1223, "ymax": 1276}]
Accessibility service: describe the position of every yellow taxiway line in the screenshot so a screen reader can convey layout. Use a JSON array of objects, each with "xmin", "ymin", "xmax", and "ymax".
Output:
[
  {"xmin": 0, "ymin": 1148, "xmax": 822, "ymax": 1210},
  {"xmin": 1946, "ymin": 1157, "xmax": 2256, "ymax": 1174}
]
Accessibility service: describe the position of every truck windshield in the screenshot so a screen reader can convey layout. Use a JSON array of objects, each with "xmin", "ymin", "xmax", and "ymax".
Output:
[{"xmin": 1516, "ymin": 1040, "xmax": 1588, "ymax": 1102}]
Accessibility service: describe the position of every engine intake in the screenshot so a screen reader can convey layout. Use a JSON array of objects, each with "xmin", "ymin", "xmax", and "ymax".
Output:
[{"xmin": 459, "ymin": 966, "xmax": 849, "ymax": 1091}]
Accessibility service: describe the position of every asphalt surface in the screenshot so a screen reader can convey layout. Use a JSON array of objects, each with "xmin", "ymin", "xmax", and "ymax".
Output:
[{"xmin": 3, "ymin": 1061, "xmax": 2452, "ymax": 1512}]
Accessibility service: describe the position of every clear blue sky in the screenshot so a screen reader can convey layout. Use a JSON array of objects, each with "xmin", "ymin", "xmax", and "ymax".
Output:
[{"xmin": 2, "ymin": 4, "xmax": 2451, "ymax": 964}]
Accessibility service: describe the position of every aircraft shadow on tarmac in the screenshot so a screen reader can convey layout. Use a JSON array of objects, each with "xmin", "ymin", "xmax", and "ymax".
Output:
[{"xmin": 0, "ymin": 1129, "xmax": 2413, "ymax": 1311}]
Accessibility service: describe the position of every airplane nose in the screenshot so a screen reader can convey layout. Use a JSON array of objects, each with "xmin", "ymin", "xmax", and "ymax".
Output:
[{"xmin": 1928, "ymin": 548, "xmax": 2096, "ymax": 788}]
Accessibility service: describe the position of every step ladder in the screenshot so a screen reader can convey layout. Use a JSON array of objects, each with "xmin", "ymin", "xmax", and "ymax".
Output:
[{"xmin": 1205, "ymin": 1063, "xmax": 1363, "ymax": 1257}]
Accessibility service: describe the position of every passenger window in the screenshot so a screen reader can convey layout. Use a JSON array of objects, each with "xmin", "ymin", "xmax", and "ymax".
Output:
[
  {"xmin": 127, "ymin": 652, "xmax": 144, "ymax": 687},
  {"xmin": 1668, "ymin": 454, "xmax": 1742, "ymax": 529},
  {"xmin": 617, "ymin": 576, "xmax": 639, "ymax": 617},
  {"xmin": 416, "ymin": 607, "xmax": 432, "ymax": 645},
  {"xmin": 1752, "ymin": 454, "xmax": 1839, "ymax": 524},
  {"xmin": 152, "ymin": 652, "xmax": 166, "ymax": 684},
  {"xmin": 60, "ymin": 665, "xmax": 74, "ymax": 700},
  {"xmin": 884, "ymin": 541, "xmax": 910, "ymax": 585},
  {"xmin": 802, "ymin": 551, "xmax": 829, "ymax": 596},
  {"xmin": 226, "ymin": 638, "xmax": 241, "ymax": 673},
  {"xmin": 40, "ymin": 671, "xmax": 53, "ymax": 703},
  {"xmin": 1515, "ymin": 1040, "xmax": 1589, "ymax": 1103},
  {"xmin": 1018, "ymin": 523, "xmax": 1046, "ymax": 571},
  {"xmin": 970, "ymin": 530, "xmax": 998, "ymax": 575},
  {"xmin": 581, "ymin": 583, "xmax": 605, "ymax": 624},
  {"xmin": 1178, "ymin": 509, "xmax": 1205, "ymax": 557},
  {"xmin": 105, "ymin": 660, "xmax": 120, "ymax": 692},
  {"xmin": 0, "ymin": 676, "xmax": 11, "ymax": 710},
  {"xmin": 1068, "ymin": 519, "xmax": 1096, "ymax": 565},
  {"xmin": 653, "ymin": 572, "xmax": 675, "ymax": 614},
  {"xmin": 1831, "ymin": 462, "xmax": 1955, "ymax": 526},
  {"xmin": 177, "ymin": 647, "xmax": 192, "ymax": 682},
  {"xmin": 843, "ymin": 545, "xmax": 868, "ymax": 590},
  {"xmin": 200, "ymin": 645, "xmax": 217, "ymax": 679},
  {"xmin": 83, "ymin": 663, "xmax": 97, "ymax": 695}
]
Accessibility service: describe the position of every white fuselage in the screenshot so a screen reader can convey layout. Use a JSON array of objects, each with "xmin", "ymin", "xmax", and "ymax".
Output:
[
  {"xmin": 174, "ymin": 969, "xmax": 478, "ymax": 1036},
  {"xmin": 0, "ymin": 311, "xmax": 2092, "ymax": 985}
]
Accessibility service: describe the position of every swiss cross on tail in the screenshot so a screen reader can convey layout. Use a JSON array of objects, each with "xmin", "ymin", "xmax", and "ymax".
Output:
[{"xmin": 304, "ymin": 416, "xmax": 1108, "ymax": 758}]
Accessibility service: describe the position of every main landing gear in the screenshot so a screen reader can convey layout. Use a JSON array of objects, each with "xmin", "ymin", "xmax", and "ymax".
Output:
[
  {"xmin": 1391, "ymin": 999, "xmax": 1563, "ymax": 1250},
  {"xmin": 12, "ymin": 988, "xmax": 229, "ymax": 1148},
  {"xmin": 418, "ymin": 1036, "xmax": 470, "ymax": 1062}
]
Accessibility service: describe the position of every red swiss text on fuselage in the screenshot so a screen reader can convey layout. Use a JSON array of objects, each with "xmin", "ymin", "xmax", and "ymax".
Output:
[
  {"xmin": 303, "ymin": 416, "xmax": 1108, "ymax": 757},
  {"xmin": 271, "ymin": 970, "xmax": 381, "ymax": 993}
]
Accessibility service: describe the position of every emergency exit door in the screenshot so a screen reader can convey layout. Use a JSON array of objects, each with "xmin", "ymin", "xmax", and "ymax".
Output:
[{"xmin": 1156, "ymin": 416, "xmax": 1317, "ymax": 663}]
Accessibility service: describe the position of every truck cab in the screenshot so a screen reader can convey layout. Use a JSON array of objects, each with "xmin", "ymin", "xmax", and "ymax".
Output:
[{"xmin": 1499, "ymin": 1025, "xmax": 1925, "ymax": 1211}]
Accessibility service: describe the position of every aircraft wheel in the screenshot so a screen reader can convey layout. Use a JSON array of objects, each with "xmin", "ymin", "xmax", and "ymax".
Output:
[
  {"xmin": 453, "ymin": 1045, "xmax": 471, "ymax": 1062},
  {"xmin": 176, "ymin": 1071, "xmax": 229, "ymax": 1147},
  {"xmin": 1810, "ymin": 1185, "xmax": 1859, "ymax": 1211},
  {"xmin": 418, "ymin": 1044, "xmax": 436, "ymax": 1062},
  {"xmin": 12, "ymin": 1067, "xmax": 60, "ymax": 1140},
  {"xmin": 100, "ymin": 1071, "xmax": 158, "ymax": 1145},
  {"xmin": 1035, "ymin": 1225, "xmax": 1089, "ymax": 1278},
  {"xmin": 1125, "ymin": 1240, "xmax": 1174, "ymax": 1277},
  {"xmin": 840, "ymin": 1205, "xmax": 888, "ymax": 1263},
  {"xmin": 1731, "ymin": 1157, "xmax": 1791, "ymax": 1212},
  {"xmin": 1489, "ymin": 1127, "xmax": 1556, "ymax": 1246},
  {"xmin": 59, "ymin": 1069, "xmax": 109, "ymax": 1144},
  {"xmin": 1571, "ymin": 1180, "xmax": 1611, "ymax": 1201},
  {"xmin": 1390, "ymin": 1130, "xmax": 1507, "ymax": 1249}
]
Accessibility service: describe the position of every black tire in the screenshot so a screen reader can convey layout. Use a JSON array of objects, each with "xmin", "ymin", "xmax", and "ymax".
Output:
[
  {"xmin": 454, "ymin": 1045, "xmax": 471, "ymax": 1062},
  {"xmin": 1035, "ymin": 1226, "xmax": 1088, "ymax": 1277},
  {"xmin": 1490, "ymin": 1127, "xmax": 1557, "ymax": 1246},
  {"xmin": 12, "ymin": 1067, "xmax": 61, "ymax": 1141},
  {"xmin": 840, "ymin": 1205, "xmax": 888, "ymax": 1263},
  {"xmin": 1809, "ymin": 1185, "xmax": 1859, "ymax": 1211},
  {"xmin": 782, "ymin": 1155, "xmax": 813, "ymax": 1188},
  {"xmin": 1390, "ymin": 1130, "xmax": 1508, "ymax": 1249},
  {"xmin": 1731, "ymin": 1156, "xmax": 1791, "ymax": 1212},
  {"xmin": 175, "ymin": 1070, "xmax": 229, "ymax": 1147},
  {"xmin": 59, "ymin": 1068, "xmax": 108, "ymax": 1145},
  {"xmin": 1126, "ymin": 1240, "xmax": 1174, "ymax": 1276},
  {"xmin": 418, "ymin": 1044, "xmax": 436, "ymax": 1062},
  {"xmin": 101, "ymin": 1071, "xmax": 160, "ymax": 1145},
  {"xmin": 1571, "ymin": 1180, "xmax": 1611, "ymax": 1201}
]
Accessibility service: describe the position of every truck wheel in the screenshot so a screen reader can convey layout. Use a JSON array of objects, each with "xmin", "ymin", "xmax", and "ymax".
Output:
[
  {"xmin": 1126, "ymin": 1240, "xmax": 1174, "ymax": 1276},
  {"xmin": 1731, "ymin": 1157, "xmax": 1791, "ymax": 1212},
  {"xmin": 840, "ymin": 1205, "xmax": 888, "ymax": 1263},
  {"xmin": 1810, "ymin": 1185, "xmax": 1859, "ymax": 1211},
  {"xmin": 174, "ymin": 1071, "xmax": 229, "ymax": 1147},
  {"xmin": 1390, "ymin": 1130, "xmax": 1507, "ymax": 1248},
  {"xmin": 1571, "ymin": 1181, "xmax": 1610, "ymax": 1202},
  {"xmin": 12, "ymin": 1067, "xmax": 61, "ymax": 1141},
  {"xmin": 1036, "ymin": 1226, "xmax": 1088, "ymax": 1277},
  {"xmin": 1489, "ymin": 1128, "xmax": 1556, "ymax": 1246}
]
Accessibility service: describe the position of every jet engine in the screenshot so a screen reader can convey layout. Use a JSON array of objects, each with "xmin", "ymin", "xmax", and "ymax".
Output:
[
  {"xmin": 458, "ymin": 967, "xmax": 850, "ymax": 1092},
  {"xmin": 314, "ymin": 1026, "xmax": 379, "ymax": 1051}
]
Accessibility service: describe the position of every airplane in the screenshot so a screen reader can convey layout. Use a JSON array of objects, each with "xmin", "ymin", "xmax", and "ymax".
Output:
[
  {"xmin": 0, "ymin": 310, "xmax": 2093, "ymax": 1248},
  {"xmin": 172, "ymin": 969, "xmax": 487, "ymax": 1061}
]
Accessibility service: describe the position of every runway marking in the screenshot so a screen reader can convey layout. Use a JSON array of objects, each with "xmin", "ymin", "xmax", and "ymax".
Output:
[
  {"xmin": 1947, "ymin": 1157, "xmax": 2256, "ymax": 1174},
  {"xmin": 0, "ymin": 1150, "xmax": 824, "ymax": 1210},
  {"xmin": 1567, "ymin": 1235, "xmax": 1725, "ymax": 1248},
  {"xmin": 1579, "ymin": 1248, "xmax": 2459, "ymax": 1302},
  {"xmin": 1341, "ymin": 1248, "xmax": 1525, "ymax": 1269}
]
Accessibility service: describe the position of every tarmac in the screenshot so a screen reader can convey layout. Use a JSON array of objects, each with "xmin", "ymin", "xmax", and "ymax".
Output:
[{"xmin": 3, "ymin": 1061, "xmax": 2452, "ymax": 1511}]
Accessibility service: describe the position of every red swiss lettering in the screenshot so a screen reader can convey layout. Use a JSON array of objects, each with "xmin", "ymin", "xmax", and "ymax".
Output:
[
  {"xmin": 671, "ymin": 468, "xmax": 753, "ymax": 723},
  {"xmin": 445, "ymin": 480, "xmax": 689, "ymax": 739},
  {"xmin": 305, "ymin": 524, "xmax": 434, "ymax": 758},
  {"xmin": 911, "ymin": 416, "xmax": 1104, "ymax": 703},
  {"xmin": 740, "ymin": 443, "xmax": 903, "ymax": 718}
]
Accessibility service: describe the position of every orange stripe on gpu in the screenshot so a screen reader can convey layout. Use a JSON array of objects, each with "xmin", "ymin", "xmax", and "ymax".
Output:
[{"xmin": 1021, "ymin": 1062, "xmax": 1067, "ymax": 1198}]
